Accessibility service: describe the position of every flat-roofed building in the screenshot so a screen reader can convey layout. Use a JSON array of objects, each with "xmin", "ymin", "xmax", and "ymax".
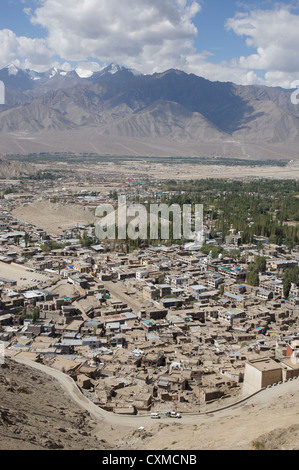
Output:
[{"xmin": 242, "ymin": 357, "xmax": 283, "ymax": 396}]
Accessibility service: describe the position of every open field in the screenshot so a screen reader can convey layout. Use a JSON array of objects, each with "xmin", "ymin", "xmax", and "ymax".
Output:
[
  {"xmin": 111, "ymin": 160, "xmax": 299, "ymax": 181},
  {"xmin": 0, "ymin": 261, "xmax": 58, "ymax": 290},
  {"xmin": 26, "ymin": 157, "xmax": 299, "ymax": 182}
]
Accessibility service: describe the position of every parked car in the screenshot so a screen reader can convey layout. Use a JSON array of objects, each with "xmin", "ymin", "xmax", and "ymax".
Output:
[
  {"xmin": 166, "ymin": 411, "xmax": 181, "ymax": 418},
  {"xmin": 150, "ymin": 412, "xmax": 161, "ymax": 419}
]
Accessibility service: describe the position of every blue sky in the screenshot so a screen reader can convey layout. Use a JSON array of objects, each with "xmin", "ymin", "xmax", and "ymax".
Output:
[{"xmin": 0, "ymin": 0, "xmax": 299, "ymax": 87}]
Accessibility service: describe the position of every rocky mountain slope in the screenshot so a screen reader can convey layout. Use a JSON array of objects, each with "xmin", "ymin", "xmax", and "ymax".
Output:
[
  {"xmin": 0, "ymin": 64, "xmax": 298, "ymax": 159},
  {"xmin": 0, "ymin": 358, "xmax": 110, "ymax": 450},
  {"xmin": 0, "ymin": 154, "xmax": 33, "ymax": 178}
]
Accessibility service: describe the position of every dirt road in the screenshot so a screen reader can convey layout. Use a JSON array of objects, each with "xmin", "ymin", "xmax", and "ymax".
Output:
[{"xmin": 15, "ymin": 355, "xmax": 299, "ymax": 431}]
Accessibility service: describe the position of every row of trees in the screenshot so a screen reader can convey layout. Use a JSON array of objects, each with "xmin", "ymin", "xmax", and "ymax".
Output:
[{"xmin": 161, "ymin": 179, "xmax": 299, "ymax": 248}]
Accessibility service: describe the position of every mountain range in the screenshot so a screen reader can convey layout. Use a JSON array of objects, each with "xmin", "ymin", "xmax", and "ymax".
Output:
[{"xmin": 0, "ymin": 62, "xmax": 298, "ymax": 160}]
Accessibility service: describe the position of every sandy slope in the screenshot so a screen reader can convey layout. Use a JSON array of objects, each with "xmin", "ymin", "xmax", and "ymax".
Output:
[{"xmin": 12, "ymin": 200, "xmax": 96, "ymax": 235}]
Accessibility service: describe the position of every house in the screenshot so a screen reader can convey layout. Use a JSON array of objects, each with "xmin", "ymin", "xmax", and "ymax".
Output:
[
  {"xmin": 207, "ymin": 274, "xmax": 224, "ymax": 289},
  {"xmin": 63, "ymin": 320, "xmax": 84, "ymax": 333},
  {"xmin": 14, "ymin": 351, "xmax": 40, "ymax": 362},
  {"xmin": 218, "ymin": 265, "xmax": 246, "ymax": 281},
  {"xmin": 190, "ymin": 284, "xmax": 207, "ymax": 298},
  {"xmin": 146, "ymin": 308, "xmax": 168, "ymax": 320},
  {"xmin": 161, "ymin": 297, "xmax": 183, "ymax": 308},
  {"xmin": 158, "ymin": 284, "xmax": 172, "ymax": 297},
  {"xmin": 110, "ymin": 333, "xmax": 126, "ymax": 347},
  {"xmin": 158, "ymin": 373, "xmax": 186, "ymax": 392},
  {"xmin": 231, "ymin": 284, "xmax": 246, "ymax": 295},
  {"xmin": 218, "ymin": 308, "xmax": 246, "ymax": 325},
  {"xmin": 95, "ymin": 388, "xmax": 111, "ymax": 408},
  {"xmin": 136, "ymin": 270, "xmax": 149, "ymax": 280},
  {"xmin": 23, "ymin": 290, "xmax": 46, "ymax": 303},
  {"xmin": 200, "ymin": 387, "xmax": 225, "ymax": 402},
  {"xmin": 76, "ymin": 374, "xmax": 91, "ymax": 389},
  {"xmin": 142, "ymin": 285, "xmax": 159, "ymax": 300},
  {"xmin": 242, "ymin": 357, "xmax": 283, "ymax": 396},
  {"xmin": 48, "ymin": 356, "xmax": 80, "ymax": 374},
  {"xmin": 132, "ymin": 392, "xmax": 152, "ymax": 411},
  {"xmin": 68, "ymin": 276, "xmax": 88, "ymax": 289},
  {"xmin": 82, "ymin": 336, "xmax": 100, "ymax": 349},
  {"xmin": 219, "ymin": 365, "xmax": 244, "ymax": 383},
  {"xmin": 55, "ymin": 338, "xmax": 83, "ymax": 354},
  {"xmin": 0, "ymin": 314, "xmax": 13, "ymax": 326},
  {"xmin": 142, "ymin": 351, "xmax": 165, "ymax": 367},
  {"xmin": 270, "ymin": 259, "xmax": 297, "ymax": 272},
  {"xmin": 223, "ymin": 292, "xmax": 245, "ymax": 304},
  {"xmin": 280, "ymin": 351, "xmax": 299, "ymax": 380},
  {"xmin": 253, "ymin": 288, "xmax": 273, "ymax": 301}
]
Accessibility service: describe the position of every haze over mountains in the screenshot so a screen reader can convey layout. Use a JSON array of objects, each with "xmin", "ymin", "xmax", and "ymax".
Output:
[{"xmin": 0, "ymin": 62, "xmax": 298, "ymax": 160}]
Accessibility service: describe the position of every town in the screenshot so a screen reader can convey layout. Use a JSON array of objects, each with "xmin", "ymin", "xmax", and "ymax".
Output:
[{"xmin": 0, "ymin": 161, "xmax": 298, "ymax": 418}]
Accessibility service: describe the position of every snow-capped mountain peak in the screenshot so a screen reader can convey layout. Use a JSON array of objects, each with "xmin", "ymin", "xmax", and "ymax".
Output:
[
  {"xmin": 49, "ymin": 67, "xmax": 58, "ymax": 78},
  {"xmin": 107, "ymin": 63, "xmax": 122, "ymax": 74},
  {"xmin": 0, "ymin": 62, "xmax": 143, "ymax": 92},
  {"xmin": 5, "ymin": 64, "xmax": 20, "ymax": 76}
]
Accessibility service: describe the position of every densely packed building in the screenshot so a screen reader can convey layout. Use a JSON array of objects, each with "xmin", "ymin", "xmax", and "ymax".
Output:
[{"xmin": 0, "ymin": 177, "xmax": 298, "ymax": 415}]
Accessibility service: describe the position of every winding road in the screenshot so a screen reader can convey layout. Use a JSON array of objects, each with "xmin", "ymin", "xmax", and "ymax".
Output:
[{"xmin": 14, "ymin": 355, "xmax": 299, "ymax": 431}]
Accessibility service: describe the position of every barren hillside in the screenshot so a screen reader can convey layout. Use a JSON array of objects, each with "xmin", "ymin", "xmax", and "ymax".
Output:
[
  {"xmin": 0, "ymin": 154, "xmax": 33, "ymax": 178},
  {"xmin": 0, "ymin": 358, "xmax": 110, "ymax": 450},
  {"xmin": 12, "ymin": 200, "xmax": 97, "ymax": 235}
]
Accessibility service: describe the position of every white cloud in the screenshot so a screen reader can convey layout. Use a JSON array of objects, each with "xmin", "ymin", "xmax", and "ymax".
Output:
[
  {"xmin": 0, "ymin": 29, "xmax": 20, "ymax": 66},
  {"xmin": 75, "ymin": 61, "xmax": 102, "ymax": 78},
  {"xmin": 30, "ymin": 0, "xmax": 201, "ymax": 73},
  {"xmin": 225, "ymin": 6, "xmax": 299, "ymax": 87},
  {"xmin": 182, "ymin": 53, "xmax": 265, "ymax": 85},
  {"xmin": 27, "ymin": 0, "xmax": 299, "ymax": 87},
  {"xmin": 18, "ymin": 36, "xmax": 53, "ymax": 70},
  {"xmin": 1, "ymin": 1, "xmax": 299, "ymax": 89},
  {"xmin": 0, "ymin": 28, "xmax": 53, "ymax": 71}
]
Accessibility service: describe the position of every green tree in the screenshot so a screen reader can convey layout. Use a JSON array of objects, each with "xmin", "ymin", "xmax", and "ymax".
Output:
[
  {"xmin": 254, "ymin": 255, "xmax": 267, "ymax": 273},
  {"xmin": 32, "ymin": 306, "xmax": 40, "ymax": 323},
  {"xmin": 24, "ymin": 232, "xmax": 30, "ymax": 247},
  {"xmin": 246, "ymin": 268, "xmax": 259, "ymax": 287},
  {"xmin": 283, "ymin": 278, "xmax": 292, "ymax": 299},
  {"xmin": 14, "ymin": 235, "xmax": 20, "ymax": 245},
  {"xmin": 283, "ymin": 266, "xmax": 299, "ymax": 298}
]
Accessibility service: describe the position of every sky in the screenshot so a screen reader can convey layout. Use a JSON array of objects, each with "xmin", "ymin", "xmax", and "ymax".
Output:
[{"xmin": 1, "ymin": 0, "xmax": 299, "ymax": 88}]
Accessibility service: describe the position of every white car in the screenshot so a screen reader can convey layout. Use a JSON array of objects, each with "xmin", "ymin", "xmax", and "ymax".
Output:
[
  {"xmin": 150, "ymin": 413, "xmax": 161, "ymax": 419},
  {"xmin": 166, "ymin": 411, "xmax": 181, "ymax": 418}
]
